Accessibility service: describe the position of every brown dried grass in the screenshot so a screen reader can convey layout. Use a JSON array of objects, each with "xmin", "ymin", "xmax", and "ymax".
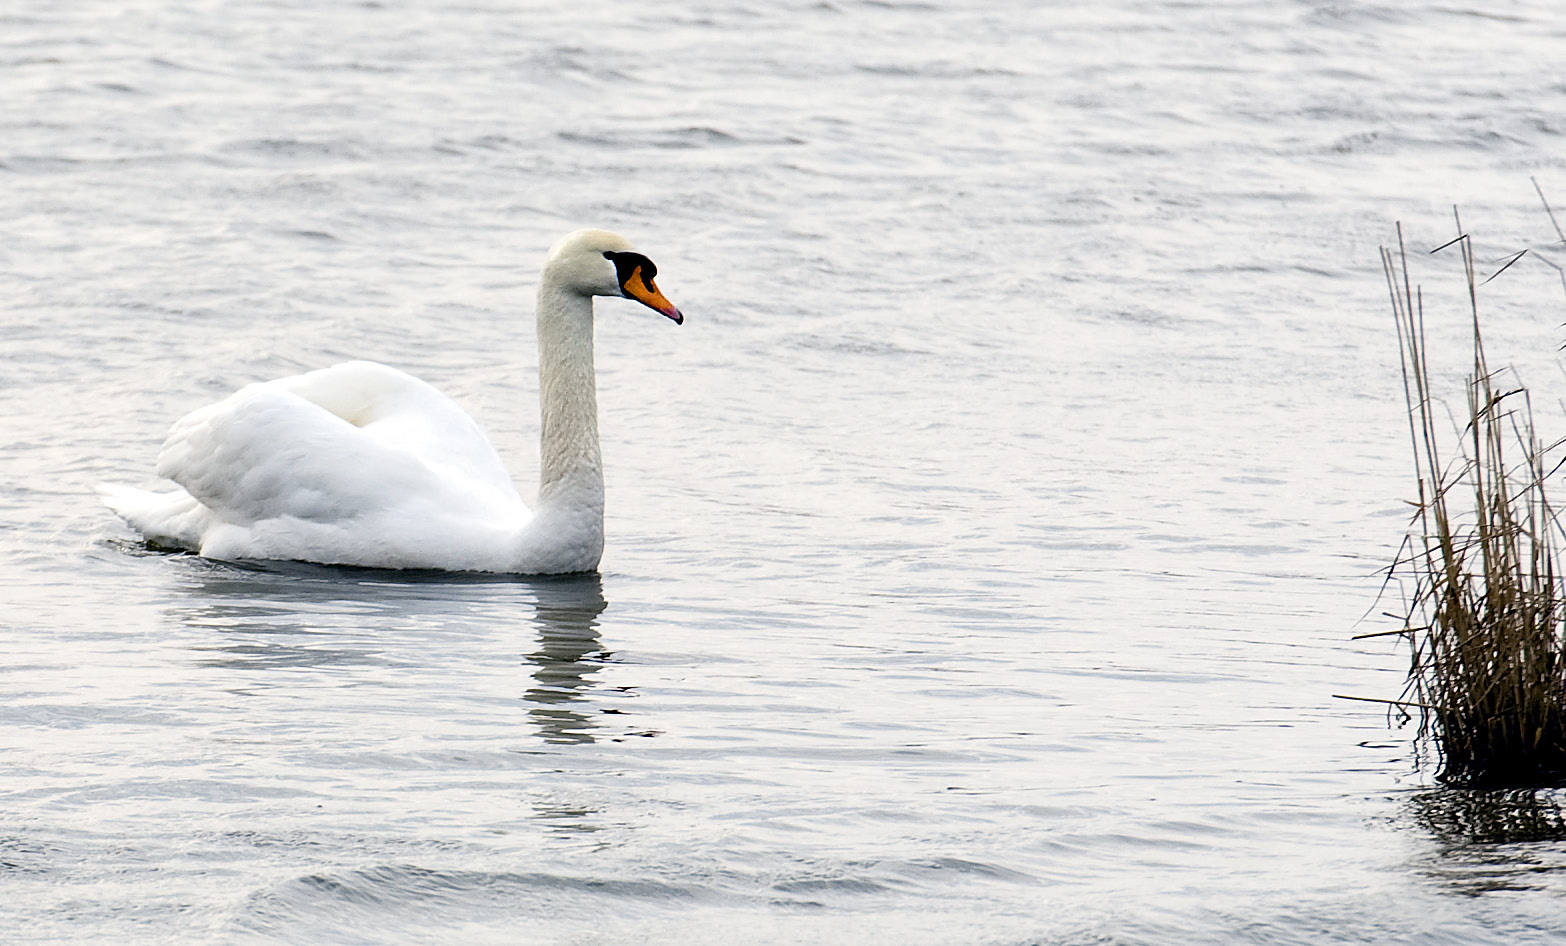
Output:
[{"xmin": 1380, "ymin": 212, "xmax": 1566, "ymax": 788}]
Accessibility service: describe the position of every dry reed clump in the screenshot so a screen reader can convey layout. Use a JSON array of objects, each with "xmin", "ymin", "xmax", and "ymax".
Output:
[{"xmin": 1378, "ymin": 213, "xmax": 1566, "ymax": 788}]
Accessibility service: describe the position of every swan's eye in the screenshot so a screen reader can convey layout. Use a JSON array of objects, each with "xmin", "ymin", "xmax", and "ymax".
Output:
[
  {"xmin": 601, "ymin": 249, "xmax": 680, "ymax": 321},
  {"xmin": 602, "ymin": 250, "xmax": 658, "ymax": 291}
]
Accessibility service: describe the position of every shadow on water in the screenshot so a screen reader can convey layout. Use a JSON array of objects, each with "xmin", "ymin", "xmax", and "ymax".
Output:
[
  {"xmin": 160, "ymin": 555, "xmax": 612, "ymax": 744},
  {"xmin": 1406, "ymin": 789, "xmax": 1566, "ymax": 895}
]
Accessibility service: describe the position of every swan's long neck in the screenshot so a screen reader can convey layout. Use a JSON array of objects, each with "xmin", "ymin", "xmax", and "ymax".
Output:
[{"xmin": 535, "ymin": 279, "xmax": 604, "ymax": 521}]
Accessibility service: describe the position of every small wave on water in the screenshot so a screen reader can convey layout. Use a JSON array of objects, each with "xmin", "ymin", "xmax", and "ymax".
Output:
[
  {"xmin": 557, "ymin": 126, "xmax": 799, "ymax": 150},
  {"xmin": 227, "ymin": 864, "xmax": 711, "ymax": 944},
  {"xmin": 219, "ymin": 854, "xmax": 1055, "ymax": 946}
]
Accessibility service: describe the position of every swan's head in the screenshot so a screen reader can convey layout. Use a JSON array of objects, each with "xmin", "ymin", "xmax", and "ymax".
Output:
[{"xmin": 544, "ymin": 229, "xmax": 683, "ymax": 324}]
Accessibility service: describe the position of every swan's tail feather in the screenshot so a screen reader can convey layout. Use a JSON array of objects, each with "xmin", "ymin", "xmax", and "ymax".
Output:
[{"xmin": 97, "ymin": 483, "xmax": 208, "ymax": 551}]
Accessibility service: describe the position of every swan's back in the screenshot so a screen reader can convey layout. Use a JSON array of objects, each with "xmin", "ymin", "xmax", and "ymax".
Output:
[
  {"xmin": 268, "ymin": 361, "xmax": 517, "ymax": 499},
  {"xmin": 105, "ymin": 361, "xmax": 530, "ymax": 568}
]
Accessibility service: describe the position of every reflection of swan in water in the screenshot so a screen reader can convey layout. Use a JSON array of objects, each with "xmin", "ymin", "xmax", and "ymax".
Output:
[
  {"xmin": 162, "ymin": 559, "xmax": 615, "ymax": 744},
  {"xmin": 168, "ymin": 559, "xmax": 457, "ymax": 674},
  {"xmin": 166, "ymin": 559, "xmax": 535, "ymax": 675},
  {"xmin": 523, "ymin": 574, "xmax": 610, "ymax": 745}
]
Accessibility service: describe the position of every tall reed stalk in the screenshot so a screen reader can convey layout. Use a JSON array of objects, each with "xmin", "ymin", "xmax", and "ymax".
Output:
[{"xmin": 1381, "ymin": 217, "xmax": 1566, "ymax": 788}]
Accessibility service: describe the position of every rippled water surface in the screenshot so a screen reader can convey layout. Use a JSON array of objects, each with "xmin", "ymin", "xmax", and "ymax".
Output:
[{"xmin": 8, "ymin": 1, "xmax": 1566, "ymax": 943}]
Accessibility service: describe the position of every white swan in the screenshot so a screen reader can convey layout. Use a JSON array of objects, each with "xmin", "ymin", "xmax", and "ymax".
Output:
[{"xmin": 99, "ymin": 228, "xmax": 682, "ymax": 574}]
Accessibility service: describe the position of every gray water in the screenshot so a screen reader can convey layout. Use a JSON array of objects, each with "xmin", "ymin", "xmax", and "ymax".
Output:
[{"xmin": 7, "ymin": 0, "xmax": 1566, "ymax": 942}]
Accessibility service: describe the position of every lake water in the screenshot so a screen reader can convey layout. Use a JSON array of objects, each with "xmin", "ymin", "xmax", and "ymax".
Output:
[{"xmin": 6, "ymin": 0, "xmax": 1566, "ymax": 942}]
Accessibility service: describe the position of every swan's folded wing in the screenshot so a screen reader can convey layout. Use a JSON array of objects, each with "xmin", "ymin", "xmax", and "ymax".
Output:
[
  {"xmin": 271, "ymin": 361, "xmax": 518, "ymax": 498},
  {"xmin": 156, "ymin": 382, "xmax": 473, "ymax": 527}
]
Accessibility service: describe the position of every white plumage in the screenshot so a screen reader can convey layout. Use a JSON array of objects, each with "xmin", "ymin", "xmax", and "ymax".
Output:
[{"xmin": 100, "ymin": 229, "xmax": 683, "ymax": 574}]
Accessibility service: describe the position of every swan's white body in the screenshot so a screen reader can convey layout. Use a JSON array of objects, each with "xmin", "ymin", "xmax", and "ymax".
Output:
[{"xmin": 100, "ymin": 229, "xmax": 682, "ymax": 574}]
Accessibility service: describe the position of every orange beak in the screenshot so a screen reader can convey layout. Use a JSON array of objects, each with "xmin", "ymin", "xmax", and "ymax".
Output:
[{"xmin": 622, "ymin": 265, "xmax": 684, "ymax": 324}]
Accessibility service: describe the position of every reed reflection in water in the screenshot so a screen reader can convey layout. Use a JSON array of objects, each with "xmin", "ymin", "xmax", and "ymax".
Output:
[{"xmin": 1407, "ymin": 789, "xmax": 1566, "ymax": 897}]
